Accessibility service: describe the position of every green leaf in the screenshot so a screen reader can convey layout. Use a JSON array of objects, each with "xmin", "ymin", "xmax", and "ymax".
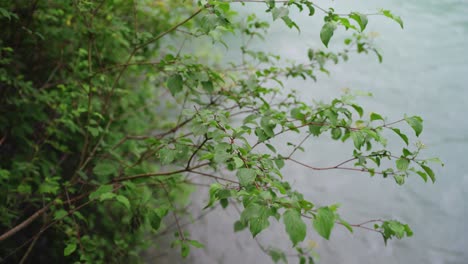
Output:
[
  {"xmin": 405, "ymin": 116, "xmax": 423, "ymax": 136},
  {"xmin": 324, "ymin": 109, "xmax": 338, "ymax": 125},
  {"xmin": 402, "ymin": 148, "xmax": 412, "ymax": 157},
  {"xmin": 394, "ymin": 174, "xmax": 405, "ymax": 185},
  {"xmin": 426, "ymin": 157, "xmax": 444, "ymax": 165},
  {"xmin": 283, "ymin": 209, "xmax": 306, "ymax": 246},
  {"xmin": 0, "ymin": 169, "xmax": 10, "ymax": 180},
  {"xmin": 115, "ymin": 195, "xmax": 131, "ymax": 209},
  {"xmin": 337, "ymin": 216, "xmax": 353, "ymax": 233},
  {"xmin": 305, "ymin": 3, "xmax": 315, "ymax": 16},
  {"xmin": 307, "ymin": 49, "xmax": 315, "ymax": 61},
  {"xmin": 331, "ymin": 128, "xmax": 342, "ymax": 140},
  {"xmin": 93, "ymin": 162, "xmax": 118, "ymax": 177},
  {"xmin": 308, "ymin": 124, "xmax": 322, "ymax": 136},
  {"xmin": 380, "ymin": 220, "xmax": 413, "ymax": 244},
  {"xmin": 87, "ymin": 126, "xmax": 100, "ymax": 137},
  {"xmin": 99, "ymin": 192, "xmax": 116, "ymax": 201},
  {"xmin": 260, "ymin": 117, "xmax": 275, "ymax": 137},
  {"xmin": 281, "ymin": 16, "xmax": 299, "ymax": 31},
  {"xmin": 391, "ymin": 128, "xmax": 409, "ymax": 145},
  {"xmin": 89, "ymin": 184, "xmax": 113, "ymax": 200},
  {"xmin": 269, "ymin": 249, "xmax": 287, "ymax": 263},
  {"xmin": 320, "ymin": 22, "xmax": 337, "ymax": 47},
  {"xmin": 220, "ymin": 198, "xmax": 229, "ymax": 208},
  {"xmin": 54, "ymin": 209, "xmax": 68, "ymax": 220},
  {"xmin": 373, "ymin": 48, "xmax": 383, "ymax": 63},
  {"xmin": 274, "ymin": 158, "xmax": 285, "ymax": 169},
  {"xmin": 234, "ymin": 220, "xmax": 247, "ymax": 232},
  {"xmin": 166, "ymin": 74, "xmax": 183, "ymax": 96},
  {"xmin": 213, "ymin": 143, "xmax": 231, "ymax": 163},
  {"xmin": 204, "ymin": 183, "xmax": 222, "ymax": 209},
  {"xmin": 249, "ymin": 210, "xmax": 270, "ymax": 237},
  {"xmin": 396, "ymin": 158, "xmax": 409, "ymax": 171},
  {"xmin": 266, "ymin": 143, "xmax": 277, "ymax": 153},
  {"xmin": 381, "ymin": 10, "xmax": 404, "ymax": 29},
  {"xmin": 73, "ymin": 211, "xmax": 87, "ymax": 223},
  {"xmin": 340, "ymin": 17, "xmax": 359, "ymax": 31},
  {"xmin": 243, "ymin": 114, "xmax": 258, "ymax": 125},
  {"xmin": 188, "ymin": 239, "xmax": 204, "ymax": 248},
  {"xmin": 240, "ymin": 202, "xmax": 259, "ymax": 223},
  {"xmin": 241, "ymin": 203, "xmax": 270, "ymax": 237},
  {"xmin": 313, "ymin": 207, "xmax": 335, "ymax": 240},
  {"xmin": 0, "ymin": 8, "xmax": 10, "ymax": 20},
  {"xmin": 149, "ymin": 211, "xmax": 162, "ymax": 230},
  {"xmin": 349, "ymin": 12, "xmax": 368, "ymax": 31},
  {"xmin": 420, "ymin": 164, "xmax": 436, "ymax": 183},
  {"xmin": 416, "ymin": 171, "xmax": 428, "ymax": 182},
  {"xmin": 38, "ymin": 179, "xmax": 60, "ymax": 194},
  {"xmin": 159, "ymin": 148, "xmax": 177, "ymax": 165},
  {"xmin": 0, "ymin": 8, "xmax": 17, "ymax": 20},
  {"xmin": 351, "ymin": 131, "xmax": 365, "ymax": 149},
  {"xmin": 64, "ymin": 243, "xmax": 77, "ymax": 256},
  {"xmin": 351, "ymin": 104, "xmax": 364, "ymax": 117},
  {"xmin": 272, "ymin": 7, "xmax": 289, "ymax": 21},
  {"xmin": 255, "ymin": 127, "xmax": 269, "ymax": 142},
  {"xmin": 370, "ymin": 112, "xmax": 384, "ymax": 122},
  {"xmin": 300, "ymin": 256, "xmax": 306, "ymax": 264},
  {"xmin": 233, "ymin": 157, "xmax": 244, "ymax": 168},
  {"xmin": 201, "ymin": 81, "xmax": 214, "ymax": 92},
  {"xmin": 181, "ymin": 243, "xmax": 190, "ymax": 258},
  {"xmin": 237, "ymin": 168, "xmax": 256, "ymax": 186}
]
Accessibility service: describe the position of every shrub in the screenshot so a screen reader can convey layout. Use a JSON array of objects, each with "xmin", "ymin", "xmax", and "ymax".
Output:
[{"xmin": 0, "ymin": 1, "xmax": 440, "ymax": 263}]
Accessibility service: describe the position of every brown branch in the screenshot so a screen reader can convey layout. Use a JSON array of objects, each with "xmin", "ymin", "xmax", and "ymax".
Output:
[
  {"xmin": 113, "ymin": 162, "xmax": 210, "ymax": 182},
  {"xmin": 1, "ymin": 184, "xmax": 123, "ymax": 263},
  {"xmin": 0, "ymin": 187, "xmax": 94, "ymax": 244},
  {"xmin": 383, "ymin": 118, "xmax": 405, "ymax": 128},
  {"xmin": 344, "ymin": 219, "xmax": 384, "ymax": 234},
  {"xmin": 189, "ymin": 170, "xmax": 239, "ymax": 184},
  {"xmin": 0, "ymin": 133, "xmax": 6, "ymax": 146},
  {"xmin": 301, "ymin": 214, "xmax": 384, "ymax": 235},
  {"xmin": 18, "ymin": 226, "xmax": 42, "ymax": 264},
  {"xmin": 288, "ymin": 157, "xmax": 370, "ymax": 173},
  {"xmin": 1, "ymin": 160, "xmax": 221, "ymax": 243},
  {"xmin": 162, "ymin": 185, "xmax": 185, "ymax": 241},
  {"xmin": 0, "ymin": 203, "xmax": 52, "ymax": 242}
]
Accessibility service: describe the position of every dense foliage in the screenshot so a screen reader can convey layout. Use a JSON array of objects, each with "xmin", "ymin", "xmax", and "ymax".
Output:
[{"xmin": 0, "ymin": 0, "xmax": 441, "ymax": 263}]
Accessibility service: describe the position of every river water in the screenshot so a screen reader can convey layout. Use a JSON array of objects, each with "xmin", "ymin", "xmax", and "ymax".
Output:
[{"xmin": 162, "ymin": 1, "xmax": 468, "ymax": 263}]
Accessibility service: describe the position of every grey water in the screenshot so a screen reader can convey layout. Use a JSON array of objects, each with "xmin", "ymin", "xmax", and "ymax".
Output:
[{"xmin": 161, "ymin": 0, "xmax": 468, "ymax": 263}]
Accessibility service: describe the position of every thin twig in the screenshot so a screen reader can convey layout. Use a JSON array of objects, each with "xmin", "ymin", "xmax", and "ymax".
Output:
[
  {"xmin": 189, "ymin": 170, "xmax": 239, "ymax": 184},
  {"xmin": 18, "ymin": 230, "xmax": 41, "ymax": 264},
  {"xmin": 162, "ymin": 185, "xmax": 185, "ymax": 241},
  {"xmin": 186, "ymin": 135, "xmax": 209, "ymax": 169},
  {"xmin": 287, "ymin": 133, "xmax": 312, "ymax": 158}
]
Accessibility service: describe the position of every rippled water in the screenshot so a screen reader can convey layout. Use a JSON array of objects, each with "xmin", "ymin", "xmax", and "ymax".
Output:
[{"xmin": 164, "ymin": 1, "xmax": 468, "ymax": 263}]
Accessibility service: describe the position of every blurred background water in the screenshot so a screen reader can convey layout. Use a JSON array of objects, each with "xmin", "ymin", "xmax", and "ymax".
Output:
[{"xmin": 161, "ymin": 0, "xmax": 468, "ymax": 263}]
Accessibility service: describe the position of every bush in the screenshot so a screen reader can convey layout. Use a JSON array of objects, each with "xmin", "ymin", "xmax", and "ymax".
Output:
[{"xmin": 0, "ymin": 1, "xmax": 440, "ymax": 263}]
